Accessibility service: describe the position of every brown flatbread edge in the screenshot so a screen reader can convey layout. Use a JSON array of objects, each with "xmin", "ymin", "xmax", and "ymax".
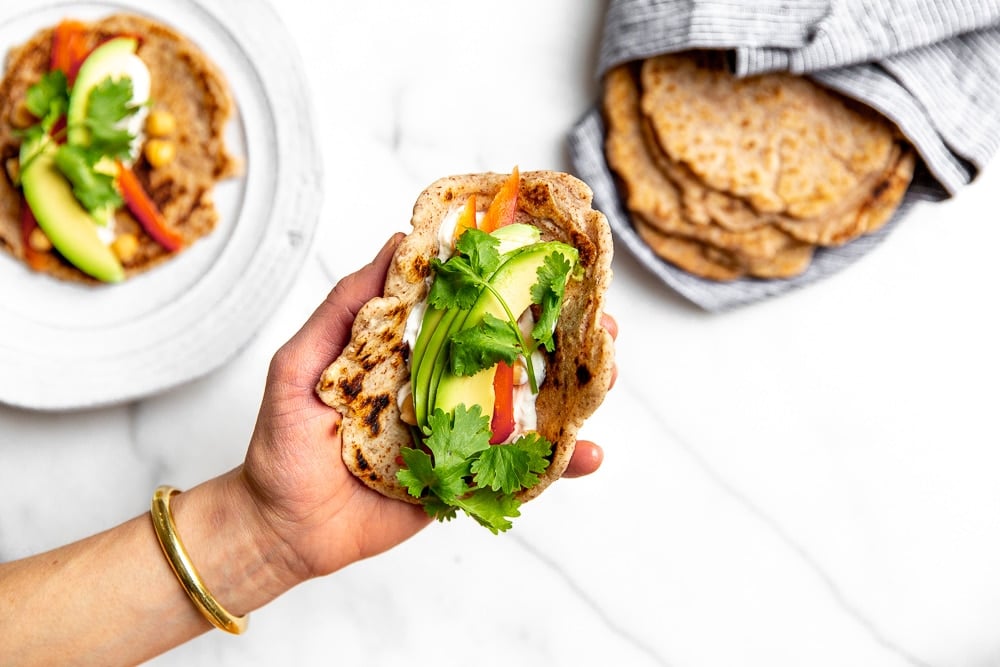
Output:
[{"xmin": 316, "ymin": 170, "xmax": 615, "ymax": 505}]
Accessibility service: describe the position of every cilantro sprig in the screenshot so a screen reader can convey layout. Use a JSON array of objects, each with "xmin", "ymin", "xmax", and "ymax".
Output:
[
  {"xmin": 78, "ymin": 77, "xmax": 141, "ymax": 158},
  {"xmin": 397, "ymin": 404, "xmax": 553, "ymax": 533},
  {"xmin": 18, "ymin": 71, "xmax": 142, "ymax": 215},
  {"xmin": 24, "ymin": 70, "xmax": 68, "ymax": 136},
  {"xmin": 426, "ymin": 228, "xmax": 575, "ymax": 393}
]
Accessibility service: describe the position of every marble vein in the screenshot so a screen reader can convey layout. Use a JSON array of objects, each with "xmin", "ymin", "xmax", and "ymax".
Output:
[
  {"xmin": 512, "ymin": 533, "xmax": 671, "ymax": 667},
  {"xmin": 628, "ymin": 378, "xmax": 936, "ymax": 667}
]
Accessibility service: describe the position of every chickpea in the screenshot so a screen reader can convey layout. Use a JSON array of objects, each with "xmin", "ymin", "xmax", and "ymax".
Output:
[
  {"xmin": 144, "ymin": 139, "xmax": 176, "ymax": 168},
  {"xmin": 27, "ymin": 227, "xmax": 52, "ymax": 252},
  {"xmin": 397, "ymin": 386, "xmax": 417, "ymax": 426},
  {"xmin": 145, "ymin": 109, "xmax": 177, "ymax": 137},
  {"xmin": 111, "ymin": 233, "xmax": 139, "ymax": 263}
]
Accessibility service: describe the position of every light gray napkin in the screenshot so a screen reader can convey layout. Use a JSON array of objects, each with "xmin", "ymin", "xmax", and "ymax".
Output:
[{"xmin": 569, "ymin": 0, "xmax": 1000, "ymax": 311}]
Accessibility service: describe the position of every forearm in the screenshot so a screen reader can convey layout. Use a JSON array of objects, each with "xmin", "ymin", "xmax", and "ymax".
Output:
[{"xmin": 0, "ymin": 468, "xmax": 301, "ymax": 666}]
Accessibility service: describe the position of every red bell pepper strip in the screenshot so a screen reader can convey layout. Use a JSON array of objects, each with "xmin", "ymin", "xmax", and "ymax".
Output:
[
  {"xmin": 489, "ymin": 360, "xmax": 516, "ymax": 444},
  {"xmin": 19, "ymin": 197, "xmax": 48, "ymax": 271},
  {"xmin": 478, "ymin": 166, "xmax": 519, "ymax": 233},
  {"xmin": 116, "ymin": 162, "xmax": 184, "ymax": 251},
  {"xmin": 50, "ymin": 20, "xmax": 91, "ymax": 86}
]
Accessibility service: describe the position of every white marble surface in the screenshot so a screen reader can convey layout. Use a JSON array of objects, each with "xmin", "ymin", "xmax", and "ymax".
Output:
[{"xmin": 3, "ymin": 1, "xmax": 1000, "ymax": 665}]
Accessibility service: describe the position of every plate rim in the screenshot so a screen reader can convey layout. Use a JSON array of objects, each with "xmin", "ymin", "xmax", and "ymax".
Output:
[{"xmin": 0, "ymin": 0, "xmax": 324, "ymax": 411}]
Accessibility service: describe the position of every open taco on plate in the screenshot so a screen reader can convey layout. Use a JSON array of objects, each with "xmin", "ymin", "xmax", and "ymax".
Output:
[
  {"xmin": 0, "ymin": 13, "xmax": 238, "ymax": 284},
  {"xmin": 317, "ymin": 168, "xmax": 615, "ymax": 533}
]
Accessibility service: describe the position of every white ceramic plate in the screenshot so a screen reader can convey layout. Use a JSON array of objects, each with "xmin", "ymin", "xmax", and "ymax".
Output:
[{"xmin": 0, "ymin": 0, "xmax": 323, "ymax": 410}]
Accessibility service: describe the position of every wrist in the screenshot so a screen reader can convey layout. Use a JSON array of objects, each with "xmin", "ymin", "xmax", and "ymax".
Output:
[{"xmin": 166, "ymin": 469, "xmax": 304, "ymax": 617}]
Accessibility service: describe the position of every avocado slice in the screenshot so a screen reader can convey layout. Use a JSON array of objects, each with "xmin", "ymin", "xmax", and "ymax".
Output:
[
  {"xmin": 425, "ymin": 241, "xmax": 578, "ymax": 423},
  {"xmin": 490, "ymin": 223, "xmax": 540, "ymax": 255},
  {"xmin": 19, "ymin": 136, "xmax": 125, "ymax": 283},
  {"xmin": 411, "ymin": 305, "xmax": 463, "ymax": 427},
  {"xmin": 410, "ymin": 304, "xmax": 444, "ymax": 373},
  {"xmin": 66, "ymin": 36, "xmax": 145, "ymax": 147}
]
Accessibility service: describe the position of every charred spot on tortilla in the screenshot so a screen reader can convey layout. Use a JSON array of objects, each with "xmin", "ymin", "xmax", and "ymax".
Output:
[
  {"xmin": 353, "ymin": 447, "xmax": 371, "ymax": 473},
  {"xmin": 336, "ymin": 374, "xmax": 364, "ymax": 399},
  {"xmin": 362, "ymin": 393, "xmax": 391, "ymax": 436},
  {"xmin": 871, "ymin": 178, "xmax": 890, "ymax": 200}
]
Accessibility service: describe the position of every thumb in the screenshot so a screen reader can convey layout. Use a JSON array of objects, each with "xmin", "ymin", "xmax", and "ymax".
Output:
[{"xmin": 282, "ymin": 233, "xmax": 404, "ymax": 385}]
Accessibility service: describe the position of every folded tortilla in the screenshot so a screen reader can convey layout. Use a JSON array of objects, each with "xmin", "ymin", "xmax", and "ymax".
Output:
[{"xmin": 317, "ymin": 170, "xmax": 615, "ymax": 504}]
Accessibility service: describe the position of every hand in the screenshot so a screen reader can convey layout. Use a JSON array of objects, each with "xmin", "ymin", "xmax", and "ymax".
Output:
[{"xmin": 240, "ymin": 233, "xmax": 616, "ymax": 582}]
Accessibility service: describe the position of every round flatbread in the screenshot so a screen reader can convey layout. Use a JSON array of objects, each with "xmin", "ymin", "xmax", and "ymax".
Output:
[
  {"xmin": 639, "ymin": 52, "xmax": 897, "ymax": 219},
  {"xmin": 0, "ymin": 13, "xmax": 238, "ymax": 283},
  {"xmin": 602, "ymin": 53, "xmax": 916, "ymax": 282},
  {"xmin": 604, "ymin": 64, "xmax": 815, "ymax": 279}
]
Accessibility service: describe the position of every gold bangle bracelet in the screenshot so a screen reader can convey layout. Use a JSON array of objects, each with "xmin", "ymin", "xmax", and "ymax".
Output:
[{"xmin": 150, "ymin": 485, "xmax": 249, "ymax": 635}]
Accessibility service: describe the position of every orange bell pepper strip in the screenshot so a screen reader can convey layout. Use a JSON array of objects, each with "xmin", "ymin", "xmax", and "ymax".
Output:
[
  {"xmin": 50, "ymin": 20, "xmax": 91, "ymax": 86},
  {"xmin": 478, "ymin": 166, "xmax": 519, "ymax": 233},
  {"xmin": 452, "ymin": 193, "xmax": 477, "ymax": 246},
  {"xmin": 489, "ymin": 360, "xmax": 516, "ymax": 444},
  {"xmin": 19, "ymin": 197, "xmax": 49, "ymax": 271},
  {"xmin": 116, "ymin": 162, "xmax": 184, "ymax": 252}
]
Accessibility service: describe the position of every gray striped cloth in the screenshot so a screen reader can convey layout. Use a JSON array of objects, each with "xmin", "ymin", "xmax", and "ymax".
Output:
[{"xmin": 569, "ymin": 0, "xmax": 1000, "ymax": 311}]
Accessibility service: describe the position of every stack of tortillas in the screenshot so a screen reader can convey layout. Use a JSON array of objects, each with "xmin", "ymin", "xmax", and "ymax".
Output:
[{"xmin": 603, "ymin": 51, "xmax": 916, "ymax": 281}]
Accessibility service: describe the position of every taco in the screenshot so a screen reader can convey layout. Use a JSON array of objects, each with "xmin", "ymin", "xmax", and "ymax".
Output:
[
  {"xmin": 317, "ymin": 169, "xmax": 614, "ymax": 533},
  {"xmin": 0, "ymin": 13, "xmax": 238, "ymax": 284}
]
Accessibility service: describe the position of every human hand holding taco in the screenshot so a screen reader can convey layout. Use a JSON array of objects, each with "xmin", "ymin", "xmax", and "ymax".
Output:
[{"xmin": 317, "ymin": 168, "xmax": 616, "ymax": 533}]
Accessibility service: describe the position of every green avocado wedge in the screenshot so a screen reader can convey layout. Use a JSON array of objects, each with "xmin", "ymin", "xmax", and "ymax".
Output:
[
  {"xmin": 411, "ymin": 305, "xmax": 463, "ymax": 427},
  {"xmin": 19, "ymin": 136, "xmax": 125, "ymax": 283},
  {"xmin": 411, "ymin": 240, "xmax": 578, "ymax": 429}
]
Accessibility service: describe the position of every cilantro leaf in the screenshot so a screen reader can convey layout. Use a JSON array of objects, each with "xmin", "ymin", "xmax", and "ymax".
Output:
[
  {"xmin": 396, "ymin": 447, "xmax": 436, "ymax": 499},
  {"xmin": 426, "ymin": 230, "xmax": 503, "ymax": 311},
  {"xmin": 530, "ymin": 251, "xmax": 573, "ymax": 352},
  {"xmin": 515, "ymin": 432, "xmax": 556, "ymax": 473},
  {"xmin": 448, "ymin": 313, "xmax": 520, "ymax": 376},
  {"xmin": 454, "ymin": 488, "xmax": 521, "ymax": 534},
  {"xmin": 471, "ymin": 446, "xmax": 535, "ymax": 495},
  {"xmin": 454, "ymin": 228, "xmax": 501, "ymax": 275},
  {"xmin": 81, "ymin": 77, "xmax": 139, "ymax": 158},
  {"xmin": 471, "ymin": 433, "xmax": 553, "ymax": 495},
  {"xmin": 53, "ymin": 145, "xmax": 122, "ymax": 213},
  {"xmin": 426, "ymin": 256, "xmax": 484, "ymax": 310},
  {"xmin": 424, "ymin": 404, "xmax": 492, "ymax": 467},
  {"xmin": 395, "ymin": 404, "xmax": 554, "ymax": 533},
  {"xmin": 24, "ymin": 70, "xmax": 68, "ymax": 132},
  {"xmin": 421, "ymin": 495, "xmax": 459, "ymax": 523}
]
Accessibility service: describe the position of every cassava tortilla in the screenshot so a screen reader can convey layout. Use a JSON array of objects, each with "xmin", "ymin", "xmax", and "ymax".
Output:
[
  {"xmin": 603, "ymin": 54, "xmax": 916, "ymax": 281},
  {"xmin": 0, "ymin": 13, "xmax": 238, "ymax": 283},
  {"xmin": 639, "ymin": 52, "xmax": 897, "ymax": 219},
  {"xmin": 316, "ymin": 170, "xmax": 615, "ymax": 504},
  {"xmin": 604, "ymin": 64, "xmax": 815, "ymax": 279}
]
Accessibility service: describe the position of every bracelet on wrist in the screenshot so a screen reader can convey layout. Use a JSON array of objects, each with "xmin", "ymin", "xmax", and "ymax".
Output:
[{"xmin": 149, "ymin": 485, "xmax": 249, "ymax": 635}]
